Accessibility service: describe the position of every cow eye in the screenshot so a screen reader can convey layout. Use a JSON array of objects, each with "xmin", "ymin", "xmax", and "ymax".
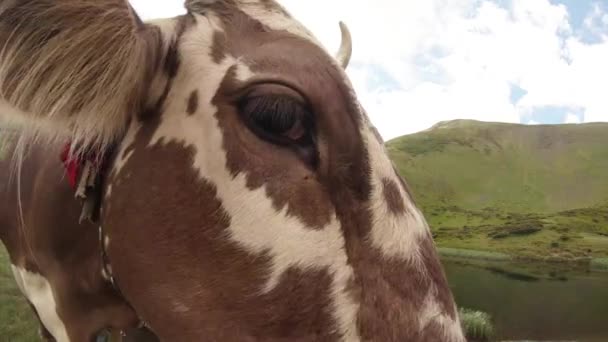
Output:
[{"xmin": 238, "ymin": 84, "xmax": 313, "ymax": 146}]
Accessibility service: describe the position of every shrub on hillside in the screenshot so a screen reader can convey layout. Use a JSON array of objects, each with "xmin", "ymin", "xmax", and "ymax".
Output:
[{"xmin": 488, "ymin": 219, "xmax": 544, "ymax": 239}]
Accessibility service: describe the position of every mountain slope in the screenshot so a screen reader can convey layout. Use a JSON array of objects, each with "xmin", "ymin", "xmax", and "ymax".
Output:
[
  {"xmin": 387, "ymin": 120, "xmax": 608, "ymax": 260},
  {"xmin": 388, "ymin": 120, "xmax": 608, "ymax": 212}
]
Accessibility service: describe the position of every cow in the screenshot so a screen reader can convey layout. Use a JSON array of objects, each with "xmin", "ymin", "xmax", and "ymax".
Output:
[{"xmin": 0, "ymin": 0, "xmax": 466, "ymax": 341}]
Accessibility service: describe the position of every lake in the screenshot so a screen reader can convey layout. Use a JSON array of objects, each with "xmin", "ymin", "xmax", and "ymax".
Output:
[{"xmin": 443, "ymin": 259, "xmax": 608, "ymax": 342}]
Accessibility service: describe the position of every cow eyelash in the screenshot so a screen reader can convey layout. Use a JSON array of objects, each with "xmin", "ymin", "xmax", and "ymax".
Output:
[{"xmin": 238, "ymin": 94, "xmax": 314, "ymax": 146}]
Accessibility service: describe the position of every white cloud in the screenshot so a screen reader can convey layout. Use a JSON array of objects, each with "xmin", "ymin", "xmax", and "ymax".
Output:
[
  {"xmin": 564, "ymin": 113, "xmax": 581, "ymax": 124},
  {"xmin": 130, "ymin": 0, "xmax": 608, "ymax": 139},
  {"xmin": 277, "ymin": 0, "xmax": 608, "ymax": 139}
]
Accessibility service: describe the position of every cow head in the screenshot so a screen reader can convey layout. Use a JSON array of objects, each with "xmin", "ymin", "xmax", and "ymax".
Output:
[{"xmin": 0, "ymin": 0, "xmax": 465, "ymax": 340}]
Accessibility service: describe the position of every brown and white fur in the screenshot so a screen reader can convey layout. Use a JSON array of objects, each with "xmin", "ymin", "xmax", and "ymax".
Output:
[{"xmin": 0, "ymin": 0, "xmax": 466, "ymax": 341}]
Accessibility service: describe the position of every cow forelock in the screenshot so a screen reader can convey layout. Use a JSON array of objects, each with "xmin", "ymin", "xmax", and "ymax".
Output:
[{"xmin": 100, "ymin": 1, "xmax": 463, "ymax": 340}]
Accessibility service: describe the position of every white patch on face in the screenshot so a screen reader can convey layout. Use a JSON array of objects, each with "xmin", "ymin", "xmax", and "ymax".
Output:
[
  {"xmin": 237, "ymin": 1, "xmax": 320, "ymax": 44},
  {"xmin": 364, "ymin": 128, "xmax": 429, "ymax": 259},
  {"xmin": 110, "ymin": 119, "xmax": 141, "ymax": 181},
  {"xmin": 11, "ymin": 265, "xmax": 70, "ymax": 342},
  {"xmin": 418, "ymin": 292, "xmax": 466, "ymax": 342},
  {"xmin": 104, "ymin": 236, "xmax": 110, "ymax": 250},
  {"xmin": 146, "ymin": 16, "xmax": 361, "ymax": 341}
]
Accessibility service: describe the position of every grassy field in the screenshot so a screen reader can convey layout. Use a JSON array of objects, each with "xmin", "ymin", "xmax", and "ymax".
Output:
[
  {"xmin": 429, "ymin": 206, "xmax": 608, "ymax": 262},
  {"xmin": 0, "ymin": 245, "xmax": 39, "ymax": 342},
  {"xmin": 388, "ymin": 120, "xmax": 608, "ymax": 212},
  {"xmin": 388, "ymin": 120, "xmax": 608, "ymax": 263}
]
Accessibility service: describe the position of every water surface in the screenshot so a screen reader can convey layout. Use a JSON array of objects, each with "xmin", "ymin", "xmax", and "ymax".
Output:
[{"xmin": 443, "ymin": 259, "xmax": 608, "ymax": 342}]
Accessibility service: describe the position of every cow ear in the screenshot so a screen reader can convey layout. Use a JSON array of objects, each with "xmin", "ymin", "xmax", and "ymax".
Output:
[{"xmin": 0, "ymin": 0, "xmax": 159, "ymax": 151}]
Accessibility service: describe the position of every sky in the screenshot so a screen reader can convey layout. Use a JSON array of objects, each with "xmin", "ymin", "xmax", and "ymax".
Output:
[{"xmin": 130, "ymin": 0, "xmax": 608, "ymax": 140}]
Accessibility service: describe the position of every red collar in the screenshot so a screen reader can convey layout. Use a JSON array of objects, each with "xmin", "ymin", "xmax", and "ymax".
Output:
[{"xmin": 60, "ymin": 142, "xmax": 106, "ymax": 189}]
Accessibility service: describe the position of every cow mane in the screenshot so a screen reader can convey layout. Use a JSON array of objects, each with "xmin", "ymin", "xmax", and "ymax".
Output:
[{"xmin": 0, "ymin": 0, "xmax": 158, "ymax": 159}]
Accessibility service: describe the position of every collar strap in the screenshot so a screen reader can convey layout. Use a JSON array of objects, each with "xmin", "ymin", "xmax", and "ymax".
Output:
[
  {"xmin": 62, "ymin": 140, "xmax": 152, "ymax": 334},
  {"xmin": 60, "ymin": 142, "xmax": 112, "ymax": 223}
]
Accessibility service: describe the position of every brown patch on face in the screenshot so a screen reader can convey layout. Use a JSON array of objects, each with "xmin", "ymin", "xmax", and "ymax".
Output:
[
  {"xmin": 164, "ymin": 43, "xmax": 180, "ymax": 79},
  {"xmin": 104, "ymin": 127, "xmax": 340, "ymax": 340},
  {"xmin": 210, "ymin": 30, "xmax": 227, "ymax": 64},
  {"xmin": 352, "ymin": 241, "xmax": 421, "ymax": 339},
  {"xmin": 186, "ymin": 90, "xmax": 199, "ymax": 115},
  {"xmin": 392, "ymin": 164, "xmax": 417, "ymax": 205},
  {"xmin": 418, "ymin": 233, "xmax": 457, "ymax": 319},
  {"xmin": 353, "ymin": 239, "xmax": 459, "ymax": 340},
  {"xmin": 382, "ymin": 178, "xmax": 406, "ymax": 215},
  {"xmin": 339, "ymin": 166, "xmax": 456, "ymax": 338}
]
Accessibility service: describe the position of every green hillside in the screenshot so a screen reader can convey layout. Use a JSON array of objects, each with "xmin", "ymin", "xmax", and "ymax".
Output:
[{"xmin": 387, "ymin": 120, "xmax": 608, "ymax": 262}]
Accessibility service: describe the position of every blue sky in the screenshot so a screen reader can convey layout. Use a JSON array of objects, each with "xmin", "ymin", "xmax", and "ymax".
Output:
[
  {"xmin": 521, "ymin": 0, "xmax": 605, "ymax": 125},
  {"xmin": 132, "ymin": 0, "xmax": 608, "ymax": 139}
]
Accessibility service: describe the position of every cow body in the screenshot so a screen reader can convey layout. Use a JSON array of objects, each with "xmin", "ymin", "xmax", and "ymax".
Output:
[{"xmin": 0, "ymin": 138, "xmax": 141, "ymax": 341}]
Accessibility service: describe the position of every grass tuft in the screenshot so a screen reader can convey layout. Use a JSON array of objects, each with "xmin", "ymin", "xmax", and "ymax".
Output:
[{"xmin": 459, "ymin": 307, "xmax": 494, "ymax": 341}]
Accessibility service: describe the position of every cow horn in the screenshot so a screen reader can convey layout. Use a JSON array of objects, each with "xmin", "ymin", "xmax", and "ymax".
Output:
[{"xmin": 336, "ymin": 21, "xmax": 352, "ymax": 69}]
